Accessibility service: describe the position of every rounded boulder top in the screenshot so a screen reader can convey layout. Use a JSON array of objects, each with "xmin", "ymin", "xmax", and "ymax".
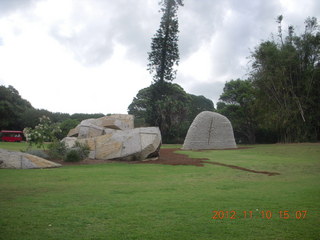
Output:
[{"xmin": 182, "ymin": 111, "xmax": 237, "ymax": 150}]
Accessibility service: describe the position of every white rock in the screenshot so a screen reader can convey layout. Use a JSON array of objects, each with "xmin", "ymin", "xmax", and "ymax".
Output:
[
  {"xmin": 182, "ymin": 111, "xmax": 237, "ymax": 150},
  {"xmin": 67, "ymin": 114, "xmax": 134, "ymax": 138},
  {"xmin": 77, "ymin": 127, "xmax": 161, "ymax": 161},
  {"xmin": 61, "ymin": 137, "xmax": 77, "ymax": 148},
  {"xmin": 78, "ymin": 124, "xmax": 105, "ymax": 139},
  {"xmin": 0, "ymin": 149, "xmax": 61, "ymax": 169}
]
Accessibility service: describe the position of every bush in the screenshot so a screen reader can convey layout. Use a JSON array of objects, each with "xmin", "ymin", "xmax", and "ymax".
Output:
[
  {"xmin": 64, "ymin": 150, "xmax": 81, "ymax": 162},
  {"xmin": 63, "ymin": 142, "xmax": 90, "ymax": 162},
  {"xmin": 47, "ymin": 141, "xmax": 67, "ymax": 160},
  {"xmin": 47, "ymin": 140, "xmax": 90, "ymax": 162},
  {"xmin": 24, "ymin": 115, "xmax": 61, "ymax": 149}
]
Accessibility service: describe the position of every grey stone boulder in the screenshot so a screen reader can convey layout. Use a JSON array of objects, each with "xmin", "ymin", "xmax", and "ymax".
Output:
[
  {"xmin": 182, "ymin": 111, "xmax": 237, "ymax": 150},
  {"xmin": 61, "ymin": 137, "xmax": 77, "ymax": 148},
  {"xmin": 77, "ymin": 127, "xmax": 161, "ymax": 161},
  {"xmin": 67, "ymin": 114, "xmax": 134, "ymax": 138},
  {"xmin": 0, "ymin": 149, "xmax": 61, "ymax": 169},
  {"xmin": 78, "ymin": 123, "xmax": 105, "ymax": 139}
]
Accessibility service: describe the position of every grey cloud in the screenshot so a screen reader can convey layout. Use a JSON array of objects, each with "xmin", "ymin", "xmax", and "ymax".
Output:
[
  {"xmin": 17, "ymin": 0, "xmax": 318, "ymax": 71},
  {"xmin": 49, "ymin": 0, "xmax": 159, "ymax": 66},
  {"xmin": 178, "ymin": 0, "xmax": 305, "ymax": 83},
  {"xmin": 50, "ymin": 23, "xmax": 115, "ymax": 66},
  {"xmin": 179, "ymin": 0, "xmax": 227, "ymax": 58},
  {"xmin": 0, "ymin": 0, "xmax": 35, "ymax": 17},
  {"xmin": 178, "ymin": 79, "xmax": 226, "ymax": 107}
]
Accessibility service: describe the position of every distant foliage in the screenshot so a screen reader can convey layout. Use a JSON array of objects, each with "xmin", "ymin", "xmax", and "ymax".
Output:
[
  {"xmin": 0, "ymin": 85, "xmax": 33, "ymax": 130},
  {"xmin": 0, "ymin": 84, "xmax": 106, "ymax": 140},
  {"xmin": 57, "ymin": 119, "xmax": 80, "ymax": 139}
]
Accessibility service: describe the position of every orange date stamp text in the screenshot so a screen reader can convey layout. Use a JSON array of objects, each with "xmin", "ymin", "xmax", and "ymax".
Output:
[{"xmin": 211, "ymin": 210, "xmax": 307, "ymax": 220}]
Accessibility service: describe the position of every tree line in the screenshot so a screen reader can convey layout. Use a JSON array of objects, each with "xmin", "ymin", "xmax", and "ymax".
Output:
[
  {"xmin": 129, "ymin": 0, "xmax": 319, "ymax": 144},
  {"xmin": 218, "ymin": 16, "xmax": 319, "ymax": 143},
  {"xmin": 0, "ymin": 85, "xmax": 104, "ymax": 139}
]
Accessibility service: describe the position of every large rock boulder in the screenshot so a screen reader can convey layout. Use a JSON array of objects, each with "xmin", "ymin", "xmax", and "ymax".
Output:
[
  {"xmin": 182, "ymin": 111, "xmax": 237, "ymax": 150},
  {"xmin": 61, "ymin": 137, "xmax": 77, "ymax": 148},
  {"xmin": 67, "ymin": 114, "xmax": 134, "ymax": 138},
  {"xmin": 77, "ymin": 127, "xmax": 161, "ymax": 161},
  {"xmin": 62, "ymin": 114, "xmax": 162, "ymax": 161},
  {"xmin": 0, "ymin": 149, "xmax": 61, "ymax": 169}
]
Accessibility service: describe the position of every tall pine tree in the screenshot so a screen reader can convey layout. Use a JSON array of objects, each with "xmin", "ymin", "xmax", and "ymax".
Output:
[
  {"xmin": 144, "ymin": 0, "xmax": 184, "ymax": 140},
  {"xmin": 147, "ymin": 0, "xmax": 183, "ymax": 85}
]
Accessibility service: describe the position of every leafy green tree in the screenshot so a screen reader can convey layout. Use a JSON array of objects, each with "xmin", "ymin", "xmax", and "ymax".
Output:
[
  {"xmin": 128, "ymin": 83, "xmax": 215, "ymax": 143},
  {"xmin": 251, "ymin": 16, "xmax": 320, "ymax": 142},
  {"xmin": 0, "ymin": 85, "xmax": 33, "ymax": 130},
  {"xmin": 188, "ymin": 94, "xmax": 215, "ymax": 122},
  {"xmin": 129, "ymin": 82, "xmax": 190, "ymax": 142},
  {"xmin": 217, "ymin": 79, "xmax": 258, "ymax": 144},
  {"xmin": 57, "ymin": 119, "xmax": 80, "ymax": 139}
]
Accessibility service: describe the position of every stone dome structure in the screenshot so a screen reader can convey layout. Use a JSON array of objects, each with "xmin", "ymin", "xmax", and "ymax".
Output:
[{"xmin": 182, "ymin": 111, "xmax": 237, "ymax": 150}]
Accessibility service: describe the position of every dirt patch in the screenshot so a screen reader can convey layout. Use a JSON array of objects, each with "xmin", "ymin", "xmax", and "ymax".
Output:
[
  {"xmin": 53, "ymin": 148, "xmax": 280, "ymax": 176},
  {"xmin": 139, "ymin": 148, "xmax": 280, "ymax": 176},
  {"xmin": 139, "ymin": 148, "xmax": 208, "ymax": 166}
]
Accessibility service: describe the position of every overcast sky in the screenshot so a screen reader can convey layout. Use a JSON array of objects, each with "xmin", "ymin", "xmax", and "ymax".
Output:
[{"xmin": 0, "ymin": 0, "xmax": 319, "ymax": 114}]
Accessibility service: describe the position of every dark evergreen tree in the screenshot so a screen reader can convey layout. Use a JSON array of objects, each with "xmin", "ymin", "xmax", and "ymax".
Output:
[
  {"xmin": 143, "ymin": 0, "xmax": 184, "ymax": 138},
  {"xmin": 147, "ymin": 0, "xmax": 183, "ymax": 85},
  {"xmin": 128, "ymin": 83, "xmax": 215, "ymax": 143}
]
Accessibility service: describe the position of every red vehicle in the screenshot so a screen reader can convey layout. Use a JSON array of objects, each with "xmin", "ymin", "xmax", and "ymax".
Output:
[{"xmin": 0, "ymin": 130, "xmax": 24, "ymax": 142}]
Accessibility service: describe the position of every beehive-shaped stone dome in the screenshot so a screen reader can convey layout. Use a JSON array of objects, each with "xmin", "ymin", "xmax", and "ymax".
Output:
[{"xmin": 182, "ymin": 111, "xmax": 237, "ymax": 150}]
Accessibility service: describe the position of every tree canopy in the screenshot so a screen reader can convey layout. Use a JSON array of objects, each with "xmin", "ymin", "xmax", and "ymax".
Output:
[
  {"xmin": 147, "ymin": 0, "xmax": 184, "ymax": 84},
  {"xmin": 218, "ymin": 16, "xmax": 320, "ymax": 143},
  {"xmin": 217, "ymin": 79, "xmax": 259, "ymax": 144},
  {"xmin": 251, "ymin": 16, "xmax": 320, "ymax": 142},
  {"xmin": 128, "ymin": 82, "xmax": 214, "ymax": 143}
]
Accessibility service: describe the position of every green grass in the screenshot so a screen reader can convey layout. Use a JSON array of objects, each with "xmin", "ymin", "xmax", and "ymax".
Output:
[
  {"xmin": 0, "ymin": 141, "xmax": 46, "ymax": 151},
  {"xmin": 0, "ymin": 143, "xmax": 319, "ymax": 240}
]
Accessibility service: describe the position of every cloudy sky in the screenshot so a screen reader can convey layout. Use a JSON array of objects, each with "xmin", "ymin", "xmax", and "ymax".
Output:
[{"xmin": 0, "ymin": 0, "xmax": 319, "ymax": 114}]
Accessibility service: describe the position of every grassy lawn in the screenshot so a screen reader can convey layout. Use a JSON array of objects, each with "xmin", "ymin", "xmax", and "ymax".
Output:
[
  {"xmin": 0, "ymin": 141, "xmax": 46, "ymax": 151},
  {"xmin": 0, "ymin": 143, "xmax": 319, "ymax": 240}
]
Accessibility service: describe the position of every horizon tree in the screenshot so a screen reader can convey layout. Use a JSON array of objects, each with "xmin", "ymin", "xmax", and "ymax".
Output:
[
  {"xmin": 251, "ymin": 16, "xmax": 320, "ymax": 142},
  {"xmin": 147, "ymin": 0, "xmax": 183, "ymax": 87},
  {"xmin": 144, "ymin": 0, "xmax": 184, "ymax": 137}
]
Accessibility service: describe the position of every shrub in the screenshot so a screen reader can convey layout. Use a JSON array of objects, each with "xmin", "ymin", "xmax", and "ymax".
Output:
[
  {"xmin": 47, "ymin": 141, "xmax": 67, "ymax": 160},
  {"xmin": 24, "ymin": 116, "xmax": 61, "ymax": 149},
  {"xmin": 63, "ymin": 142, "xmax": 90, "ymax": 162},
  {"xmin": 47, "ymin": 140, "xmax": 89, "ymax": 162},
  {"xmin": 64, "ymin": 150, "xmax": 81, "ymax": 162}
]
